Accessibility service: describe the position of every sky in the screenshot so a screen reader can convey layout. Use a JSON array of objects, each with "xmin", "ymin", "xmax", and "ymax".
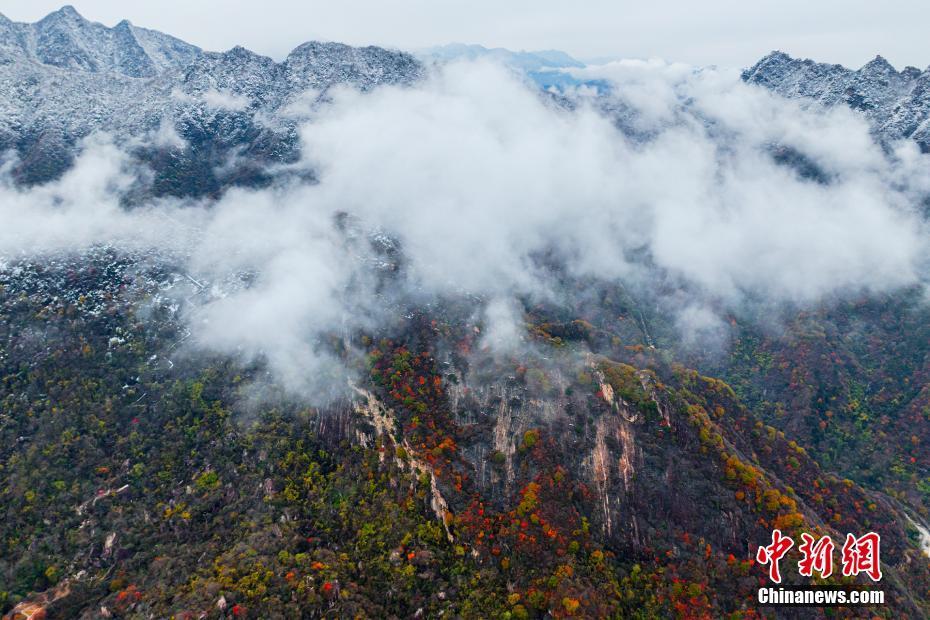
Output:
[{"xmin": 2, "ymin": 0, "xmax": 929, "ymax": 70}]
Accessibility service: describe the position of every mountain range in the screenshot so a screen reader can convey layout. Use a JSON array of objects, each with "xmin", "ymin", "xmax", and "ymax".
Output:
[
  {"xmin": 0, "ymin": 6, "xmax": 421, "ymax": 190},
  {"xmin": 744, "ymin": 51, "xmax": 930, "ymax": 151},
  {"xmin": 3, "ymin": 6, "xmax": 929, "ymax": 191},
  {"xmin": 3, "ymin": 6, "xmax": 930, "ymax": 620}
]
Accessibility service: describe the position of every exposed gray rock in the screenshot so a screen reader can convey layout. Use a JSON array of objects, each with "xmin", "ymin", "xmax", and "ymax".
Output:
[{"xmin": 743, "ymin": 51, "xmax": 930, "ymax": 151}]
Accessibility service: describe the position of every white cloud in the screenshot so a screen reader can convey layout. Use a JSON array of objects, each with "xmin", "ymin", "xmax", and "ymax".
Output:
[
  {"xmin": 201, "ymin": 88, "xmax": 250, "ymax": 111},
  {"xmin": 479, "ymin": 297, "xmax": 526, "ymax": 354},
  {"xmin": 2, "ymin": 59, "xmax": 929, "ymax": 396},
  {"xmin": 0, "ymin": 134, "xmax": 194, "ymax": 254},
  {"xmin": 150, "ymin": 117, "xmax": 187, "ymax": 149}
]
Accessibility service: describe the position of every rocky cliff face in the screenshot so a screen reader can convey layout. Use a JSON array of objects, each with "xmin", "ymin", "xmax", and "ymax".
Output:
[
  {"xmin": 743, "ymin": 51, "xmax": 930, "ymax": 151},
  {"xmin": 352, "ymin": 309, "xmax": 930, "ymax": 617}
]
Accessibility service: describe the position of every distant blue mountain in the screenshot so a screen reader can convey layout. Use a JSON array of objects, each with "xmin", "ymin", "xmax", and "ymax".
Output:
[
  {"xmin": 417, "ymin": 43, "xmax": 584, "ymax": 71},
  {"xmin": 416, "ymin": 43, "xmax": 607, "ymax": 91}
]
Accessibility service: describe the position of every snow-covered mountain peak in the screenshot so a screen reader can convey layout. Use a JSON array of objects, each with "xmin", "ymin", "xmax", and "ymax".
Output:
[
  {"xmin": 38, "ymin": 4, "xmax": 82, "ymax": 24},
  {"xmin": 283, "ymin": 41, "xmax": 424, "ymax": 92},
  {"xmin": 860, "ymin": 54, "xmax": 896, "ymax": 76},
  {"xmin": 743, "ymin": 50, "xmax": 930, "ymax": 150},
  {"xmin": 0, "ymin": 5, "xmax": 201, "ymax": 77},
  {"xmin": 0, "ymin": 6, "xmax": 425, "ymax": 190}
]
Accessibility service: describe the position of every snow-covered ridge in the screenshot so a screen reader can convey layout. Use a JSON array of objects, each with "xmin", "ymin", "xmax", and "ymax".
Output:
[
  {"xmin": 0, "ymin": 6, "xmax": 423, "ymax": 188},
  {"xmin": 0, "ymin": 5, "xmax": 200, "ymax": 77},
  {"xmin": 743, "ymin": 51, "xmax": 930, "ymax": 150},
  {"xmin": 4, "ymin": 6, "xmax": 930, "ymax": 194}
]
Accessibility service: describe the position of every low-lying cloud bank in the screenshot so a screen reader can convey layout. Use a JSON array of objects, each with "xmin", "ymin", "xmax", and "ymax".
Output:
[{"xmin": 2, "ymin": 59, "xmax": 928, "ymax": 395}]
